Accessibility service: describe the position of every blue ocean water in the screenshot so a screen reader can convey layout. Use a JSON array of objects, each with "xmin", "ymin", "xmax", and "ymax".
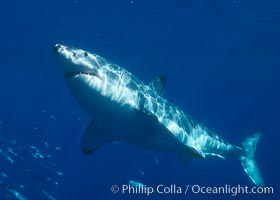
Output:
[{"xmin": 0, "ymin": 0, "xmax": 279, "ymax": 199}]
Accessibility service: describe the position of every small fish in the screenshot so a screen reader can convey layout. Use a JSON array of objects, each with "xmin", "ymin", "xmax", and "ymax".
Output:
[
  {"xmin": 49, "ymin": 115, "xmax": 56, "ymax": 120},
  {"xmin": 1, "ymin": 172, "xmax": 9, "ymax": 178},
  {"xmin": 40, "ymin": 189, "xmax": 56, "ymax": 200},
  {"xmin": 124, "ymin": 179, "xmax": 145, "ymax": 188},
  {"xmin": 153, "ymin": 154, "xmax": 159, "ymax": 165},
  {"xmin": 55, "ymin": 146, "xmax": 62, "ymax": 151},
  {"xmin": 0, "ymin": 149, "xmax": 14, "ymax": 163},
  {"xmin": 6, "ymin": 188, "xmax": 27, "ymax": 200},
  {"xmin": 56, "ymin": 171, "xmax": 64, "ymax": 176}
]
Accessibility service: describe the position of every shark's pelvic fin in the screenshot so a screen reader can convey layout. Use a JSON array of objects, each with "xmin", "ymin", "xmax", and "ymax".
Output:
[
  {"xmin": 80, "ymin": 121, "xmax": 115, "ymax": 155},
  {"xmin": 239, "ymin": 130, "xmax": 265, "ymax": 186},
  {"xmin": 188, "ymin": 146, "xmax": 206, "ymax": 159},
  {"xmin": 149, "ymin": 76, "xmax": 166, "ymax": 96}
]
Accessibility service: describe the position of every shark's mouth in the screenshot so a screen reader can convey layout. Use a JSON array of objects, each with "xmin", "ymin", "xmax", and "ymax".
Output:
[{"xmin": 65, "ymin": 71, "xmax": 100, "ymax": 79}]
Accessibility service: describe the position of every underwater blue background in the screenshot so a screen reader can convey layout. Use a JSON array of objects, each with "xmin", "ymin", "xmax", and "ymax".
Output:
[{"xmin": 0, "ymin": 0, "xmax": 279, "ymax": 199}]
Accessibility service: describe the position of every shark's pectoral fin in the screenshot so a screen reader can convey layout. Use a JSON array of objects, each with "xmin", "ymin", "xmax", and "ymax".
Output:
[
  {"xmin": 149, "ymin": 76, "xmax": 166, "ymax": 95},
  {"xmin": 81, "ymin": 121, "xmax": 115, "ymax": 155}
]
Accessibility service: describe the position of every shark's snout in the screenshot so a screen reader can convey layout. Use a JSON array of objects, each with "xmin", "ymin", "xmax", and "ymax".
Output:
[
  {"xmin": 54, "ymin": 44, "xmax": 76, "ymax": 75},
  {"xmin": 54, "ymin": 44, "xmax": 102, "ymax": 80},
  {"xmin": 53, "ymin": 44, "xmax": 69, "ymax": 56},
  {"xmin": 53, "ymin": 44, "xmax": 62, "ymax": 53}
]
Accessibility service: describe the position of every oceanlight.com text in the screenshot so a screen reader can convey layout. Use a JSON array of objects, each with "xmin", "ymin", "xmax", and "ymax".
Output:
[{"xmin": 190, "ymin": 184, "xmax": 274, "ymax": 196}]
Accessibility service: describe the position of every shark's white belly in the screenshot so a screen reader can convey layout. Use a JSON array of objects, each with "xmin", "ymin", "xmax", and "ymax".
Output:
[{"xmin": 67, "ymin": 76, "xmax": 188, "ymax": 154}]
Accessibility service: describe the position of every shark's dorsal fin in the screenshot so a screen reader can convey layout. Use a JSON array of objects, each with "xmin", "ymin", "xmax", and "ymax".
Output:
[
  {"xmin": 80, "ymin": 120, "xmax": 115, "ymax": 155},
  {"xmin": 149, "ymin": 76, "xmax": 166, "ymax": 96}
]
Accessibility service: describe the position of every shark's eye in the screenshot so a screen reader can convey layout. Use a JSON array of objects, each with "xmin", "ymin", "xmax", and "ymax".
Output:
[
  {"xmin": 72, "ymin": 53, "xmax": 76, "ymax": 56},
  {"xmin": 84, "ymin": 52, "xmax": 88, "ymax": 57}
]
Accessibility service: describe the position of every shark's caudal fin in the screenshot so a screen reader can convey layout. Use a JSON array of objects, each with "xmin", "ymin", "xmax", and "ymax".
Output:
[{"xmin": 239, "ymin": 130, "xmax": 265, "ymax": 186}]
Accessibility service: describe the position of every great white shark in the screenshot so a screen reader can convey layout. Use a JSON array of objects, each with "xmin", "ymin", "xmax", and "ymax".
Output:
[{"xmin": 54, "ymin": 44, "xmax": 264, "ymax": 186}]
